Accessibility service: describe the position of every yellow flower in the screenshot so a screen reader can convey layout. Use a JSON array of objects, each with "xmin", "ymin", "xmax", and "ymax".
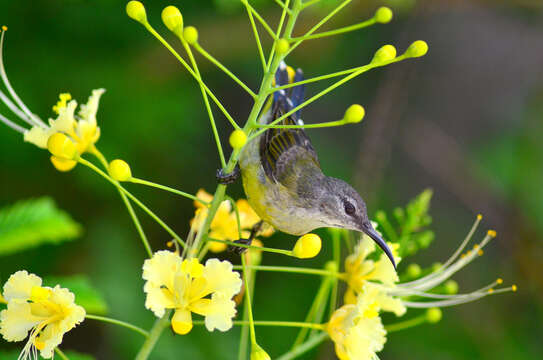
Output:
[
  {"xmin": 0, "ymin": 271, "xmax": 85, "ymax": 359},
  {"xmin": 344, "ymin": 230, "xmax": 405, "ymax": 316},
  {"xmin": 191, "ymin": 190, "xmax": 274, "ymax": 253},
  {"xmin": 142, "ymin": 251, "xmax": 242, "ymax": 334},
  {"xmin": 327, "ymin": 285, "xmax": 386, "ymax": 360}
]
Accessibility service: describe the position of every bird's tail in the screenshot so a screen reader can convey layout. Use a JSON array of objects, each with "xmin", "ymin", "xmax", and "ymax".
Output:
[{"xmin": 270, "ymin": 61, "xmax": 305, "ymax": 125}]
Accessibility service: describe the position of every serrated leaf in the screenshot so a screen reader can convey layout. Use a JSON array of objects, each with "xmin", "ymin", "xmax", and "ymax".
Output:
[
  {"xmin": 0, "ymin": 350, "xmax": 95, "ymax": 360},
  {"xmin": 0, "ymin": 197, "xmax": 82, "ymax": 256},
  {"xmin": 44, "ymin": 275, "xmax": 108, "ymax": 315}
]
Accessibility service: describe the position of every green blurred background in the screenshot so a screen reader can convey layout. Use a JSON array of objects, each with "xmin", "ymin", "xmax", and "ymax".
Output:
[{"xmin": 1, "ymin": 0, "xmax": 542, "ymax": 358}]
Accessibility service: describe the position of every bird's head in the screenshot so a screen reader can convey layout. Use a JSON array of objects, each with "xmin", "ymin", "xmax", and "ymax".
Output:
[{"xmin": 315, "ymin": 177, "xmax": 396, "ymax": 268}]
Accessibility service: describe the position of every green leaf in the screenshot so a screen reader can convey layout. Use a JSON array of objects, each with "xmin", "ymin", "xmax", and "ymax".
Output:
[
  {"xmin": 375, "ymin": 189, "xmax": 435, "ymax": 258},
  {"xmin": 0, "ymin": 197, "xmax": 82, "ymax": 256},
  {"xmin": 44, "ymin": 275, "xmax": 108, "ymax": 315},
  {"xmin": 0, "ymin": 350, "xmax": 95, "ymax": 360}
]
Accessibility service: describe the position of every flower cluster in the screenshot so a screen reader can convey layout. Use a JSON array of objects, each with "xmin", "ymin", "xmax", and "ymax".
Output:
[
  {"xmin": 0, "ymin": 271, "xmax": 85, "ymax": 359},
  {"xmin": 142, "ymin": 250, "xmax": 242, "ymax": 334},
  {"xmin": 192, "ymin": 189, "xmax": 274, "ymax": 253}
]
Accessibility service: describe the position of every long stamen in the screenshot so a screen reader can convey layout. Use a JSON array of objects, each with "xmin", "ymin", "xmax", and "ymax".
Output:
[
  {"xmin": 399, "ymin": 231, "xmax": 495, "ymax": 292},
  {"xmin": 400, "ymin": 215, "xmax": 482, "ymax": 287},
  {"xmin": 0, "ymin": 112, "xmax": 26, "ymax": 133},
  {"xmin": 387, "ymin": 278, "xmax": 502, "ymax": 299},
  {"xmin": 402, "ymin": 285, "xmax": 516, "ymax": 308},
  {"xmin": 0, "ymin": 89, "xmax": 31, "ymax": 123},
  {"xmin": 0, "ymin": 28, "xmax": 47, "ymax": 128}
]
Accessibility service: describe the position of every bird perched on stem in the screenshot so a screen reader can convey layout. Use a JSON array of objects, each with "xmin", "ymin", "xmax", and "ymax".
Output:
[{"xmin": 220, "ymin": 62, "xmax": 395, "ymax": 268}]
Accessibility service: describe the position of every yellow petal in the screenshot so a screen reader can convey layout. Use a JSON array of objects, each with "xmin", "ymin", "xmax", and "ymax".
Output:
[
  {"xmin": 23, "ymin": 126, "xmax": 54, "ymax": 149},
  {"xmin": 202, "ymin": 259, "xmax": 242, "ymax": 298},
  {"xmin": 2, "ymin": 270, "xmax": 42, "ymax": 301},
  {"xmin": 171, "ymin": 309, "xmax": 192, "ymax": 335},
  {"xmin": 78, "ymin": 88, "xmax": 105, "ymax": 126},
  {"xmin": 202, "ymin": 293, "xmax": 236, "ymax": 332},
  {"xmin": 0, "ymin": 300, "xmax": 39, "ymax": 341}
]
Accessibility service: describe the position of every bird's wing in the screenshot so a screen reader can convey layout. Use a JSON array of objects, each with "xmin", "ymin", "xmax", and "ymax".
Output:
[{"xmin": 259, "ymin": 64, "xmax": 320, "ymax": 185}]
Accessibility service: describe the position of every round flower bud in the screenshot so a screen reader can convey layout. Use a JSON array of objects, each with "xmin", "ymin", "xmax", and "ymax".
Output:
[
  {"xmin": 276, "ymin": 39, "xmax": 290, "ymax": 55},
  {"xmin": 293, "ymin": 233, "xmax": 322, "ymax": 259},
  {"xmin": 343, "ymin": 104, "xmax": 365, "ymax": 123},
  {"xmin": 47, "ymin": 133, "xmax": 77, "ymax": 159},
  {"xmin": 251, "ymin": 344, "xmax": 271, "ymax": 360},
  {"xmin": 126, "ymin": 1, "xmax": 147, "ymax": 24},
  {"xmin": 405, "ymin": 40, "xmax": 428, "ymax": 58},
  {"xmin": 426, "ymin": 307, "xmax": 442, "ymax": 323},
  {"xmin": 183, "ymin": 26, "xmax": 198, "ymax": 45},
  {"xmin": 444, "ymin": 280, "xmax": 459, "ymax": 294},
  {"xmin": 229, "ymin": 130, "xmax": 247, "ymax": 149},
  {"xmin": 372, "ymin": 44, "xmax": 397, "ymax": 63},
  {"xmin": 375, "ymin": 7, "xmax": 393, "ymax": 24},
  {"xmin": 50, "ymin": 156, "xmax": 77, "ymax": 172},
  {"xmin": 171, "ymin": 309, "xmax": 193, "ymax": 335},
  {"xmin": 162, "ymin": 6, "xmax": 183, "ymax": 34},
  {"xmin": 431, "ymin": 262, "xmax": 442, "ymax": 272},
  {"xmin": 406, "ymin": 263, "xmax": 421, "ymax": 278},
  {"xmin": 109, "ymin": 159, "xmax": 132, "ymax": 182}
]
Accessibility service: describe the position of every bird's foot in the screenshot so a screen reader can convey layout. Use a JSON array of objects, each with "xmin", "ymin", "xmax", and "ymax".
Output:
[
  {"xmin": 228, "ymin": 238, "xmax": 252, "ymax": 255},
  {"xmin": 216, "ymin": 164, "xmax": 241, "ymax": 185}
]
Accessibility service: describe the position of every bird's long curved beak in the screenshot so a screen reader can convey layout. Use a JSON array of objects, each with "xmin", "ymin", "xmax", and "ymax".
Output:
[{"xmin": 361, "ymin": 222, "xmax": 396, "ymax": 269}]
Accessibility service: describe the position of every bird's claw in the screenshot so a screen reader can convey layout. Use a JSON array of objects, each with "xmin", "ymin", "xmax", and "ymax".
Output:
[
  {"xmin": 216, "ymin": 165, "xmax": 241, "ymax": 185},
  {"xmin": 228, "ymin": 238, "xmax": 252, "ymax": 255}
]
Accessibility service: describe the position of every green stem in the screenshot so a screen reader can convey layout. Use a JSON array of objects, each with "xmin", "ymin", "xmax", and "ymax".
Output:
[
  {"xmin": 85, "ymin": 314, "xmax": 149, "ymax": 337},
  {"xmin": 193, "ymin": 320, "xmax": 324, "ymax": 329},
  {"xmin": 142, "ymin": 21, "xmax": 239, "ymax": 131},
  {"xmin": 55, "ymin": 348, "xmax": 69, "ymax": 360},
  {"xmin": 256, "ymin": 119, "xmax": 347, "ymax": 129},
  {"xmin": 292, "ymin": 275, "xmax": 332, "ymax": 348},
  {"xmin": 207, "ymin": 238, "xmax": 293, "ymax": 256},
  {"xmin": 233, "ymin": 265, "xmax": 345, "ymax": 278},
  {"xmin": 289, "ymin": 18, "xmax": 376, "ymax": 42},
  {"xmin": 135, "ymin": 310, "xmax": 172, "ymax": 360},
  {"xmin": 130, "ymin": 177, "xmax": 209, "ymax": 205},
  {"xmin": 301, "ymin": 0, "xmax": 321, "ymax": 9},
  {"xmin": 78, "ymin": 157, "xmax": 186, "ymax": 249},
  {"xmin": 277, "ymin": 333, "xmax": 328, "ymax": 360},
  {"xmin": 252, "ymin": 56, "xmax": 407, "ymax": 140},
  {"xmin": 385, "ymin": 315, "xmax": 427, "ymax": 332},
  {"xmin": 119, "ymin": 189, "xmax": 153, "ymax": 257},
  {"xmin": 193, "ymin": 42, "xmax": 256, "ymax": 98},
  {"xmin": 330, "ymin": 232, "xmax": 341, "ymax": 317},
  {"xmin": 288, "ymin": 0, "xmax": 353, "ymax": 54},
  {"xmin": 241, "ymin": 0, "xmax": 279, "ymax": 40},
  {"xmin": 89, "ymin": 148, "xmax": 153, "ymax": 257},
  {"xmin": 243, "ymin": 1, "xmax": 267, "ymax": 71},
  {"xmin": 273, "ymin": 0, "xmax": 293, "ymax": 14},
  {"xmin": 241, "ymin": 255, "xmax": 258, "ymax": 344}
]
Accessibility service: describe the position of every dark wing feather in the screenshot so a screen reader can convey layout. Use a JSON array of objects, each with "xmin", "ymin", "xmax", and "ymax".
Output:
[{"xmin": 260, "ymin": 64, "xmax": 320, "ymax": 184}]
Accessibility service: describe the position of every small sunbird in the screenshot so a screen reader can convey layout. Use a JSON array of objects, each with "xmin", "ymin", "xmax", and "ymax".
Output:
[{"xmin": 219, "ymin": 62, "xmax": 395, "ymax": 268}]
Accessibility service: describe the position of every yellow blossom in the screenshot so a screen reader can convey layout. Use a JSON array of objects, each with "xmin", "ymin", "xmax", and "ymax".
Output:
[
  {"xmin": 23, "ymin": 89, "xmax": 105, "ymax": 170},
  {"xmin": 327, "ymin": 285, "xmax": 386, "ymax": 360},
  {"xmin": 142, "ymin": 251, "xmax": 242, "ymax": 334},
  {"xmin": 0, "ymin": 271, "xmax": 85, "ymax": 359},
  {"xmin": 191, "ymin": 190, "xmax": 274, "ymax": 253},
  {"xmin": 344, "ymin": 231, "xmax": 405, "ymax": 316}
]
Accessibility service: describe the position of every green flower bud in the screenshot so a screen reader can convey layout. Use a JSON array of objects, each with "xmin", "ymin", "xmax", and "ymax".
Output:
[
  {"xmin": 372, "ymin": 44, "xmax": 397, "ymax": 63},
  {"xmin": 229, "ymin": 130, "xmax": 247, "ymax": 149},
  {"xmin": 109, "ymin": 159, "xmax": 132, "ymax": 182},
  {"xmin": 293, "ymin": 234, "xmax": 322, "ymax": 259},
  {"xmin": 405, "ymin": 40, "xmax": 428, "ymax": 58},
  {"xmin": 162, "ymin": 6, "xmax": 183, "ymax": 34},
  {"xmin": 276, "ymin": 39, "xmax": 290, "ymax": 55},
  {"xmin": 343, "ymin": 104, "xmax": 365, "ymax": 123},
  {"xmin": 407, "ymin": 263, "xmax": 421, "ymax": 278},
  {"xmin": 251, "ymin": 344, "xmax": 271, "ymax": 360},
  {"xmin": 183, "ymin": 26, "xmax": 198, "ymax": 45},
  {"xmin": 426, "ymin": 308, "xmax": 442, "ymax": 323},
  {"xmin": 444, "ymin": 280, "xmax": 459, "ymax": 294},
  {"xmin": 375, "ymin": 7, "xmax": 393, "ymax": 24},
  {"xmin": 126, "ymin": 1, "xmax": 147, "ymax": 24}
]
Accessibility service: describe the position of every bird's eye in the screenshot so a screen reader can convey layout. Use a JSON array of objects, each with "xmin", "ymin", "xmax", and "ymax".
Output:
[{"xmin": 344, "ymin": 201, "xmax": 356, "ymax": 216}]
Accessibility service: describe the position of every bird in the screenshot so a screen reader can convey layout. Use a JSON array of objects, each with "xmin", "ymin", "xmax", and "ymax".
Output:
[{"xmin": 220, "ymin": 62, "xmax": 395, "ymax": 268}]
